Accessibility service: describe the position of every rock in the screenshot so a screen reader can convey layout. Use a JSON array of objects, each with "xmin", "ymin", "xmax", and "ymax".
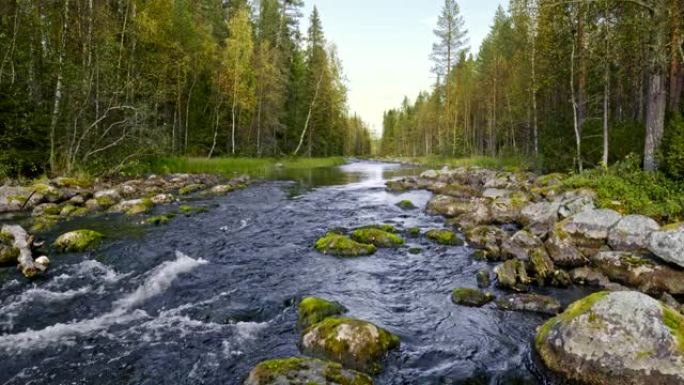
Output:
[
  {"xmin": 570, "ymin": 267, "xmax": 612, "ymax": 287},
  {"xmin": 591, "ymin": 251, "xmax": 684, "ymax": 295},
  {"xmin": 518, "ymin": 201, "xmax": 560, "ymax": 238},
  {"xmin": 476, "ymin": 270, "xmax": 491, "ymax": 288},
  {"xmin": 560, "ymin": 209, "xmax": 622, "ymax": 250},
  {"xmin": 298, "ymin": 297, "xmax": 347, "ymax": 329},
  {"xmin": 420, "ymin": 170, "xmax": 439, "ymax": 179},
  {"xmin": 535, "ymin": 291, "xmax": 684, "ymax": 385},
  {"xmin": 385, "ymin": 178, "xmax": 416, "ymax": 192},
  {"xmin": 32, "ymin": 183, "xmax": 63, "ymax": 203},
  {"xmin": 300, "ymin": 317, "xmax": 400, "ymax": 374},
  {"xmin": 93, "ymin": 189, "xmax": 121, "ymax": 208},
  {"xmin": 550, "ymin": 269, "xmax": 573, "ymax": 287},
  {"xmin": 432, "ymin": 183, "xmax": 479, "ymax": 199},
  {"xmin": 482, "ymin": 188, "xmax": 511, "ymax": 200},
  {"xmin": 178, "ymin": 183, "xmax": 205, "ymax": 195},
  {"xmin": 109, "ymin": 198, "xmax": 153, "ymax": 215},
  {"xmin": 648, "ymin": 229, "xmax": 684, "ymax": 268},
  {"xmin": 494, "ymin": 259, "xmax": 530, "ymax": 292},
  {"xmin": 465, "ymin": 226, "xmax": 507, "ymax": 259},
  {"xmin": 351, "ymin": 228, "xmax": 404, "ymax": 248},
  {"xmin": 451, "ymin": 201, "xmax": 493, "ymax": 229},
  {"xmin": 243, "ymin": 357, "xmax": 373, "ymax": 385},
  {"xmin": 315, "ymin": 233, "xmax": 376, "ymax": 257},
  {"xmin": 0, "ymin": 185, "xmax": 30, "ymax": 213},
  {"xmin": 145, "ymin": 214, "xmax": 175, "ymax": 226},
  {"xmin": 119, "ymin": 184, "xmax": 137, "ymax": 198},
  {"xmin": 426, "ymin": 195, "xmax": 473, "ymax": 217},
  {"xmin": 32, "ymin": 203, "xmax": 62, "ymax": 217},
  {"xmin": 0, "ymin": 231, "xmax": 19, "ymax": 265},
  {"xmin": 496, "ymin": 294, "xmax": 561, "ymax": 315},
  {"xmin": 608, "ymin": 215, "xmax": 660, "ymax": 252},
  {"xmin": 489, "ymin": 197, "xmax": 524, "ymax": 224},
  {"xmin": 395, "ymin": 200, "xmax": 416, "ymax": 210},
  {"xmin": 69, "ymin": 195, "xmax": 86, "ymax": 205},
  {"xmin": 545, "ymin": 225, "xmax": 588, "ymax": 268},
  {"xmin": 529, "ymin": 246, "xmax": 555, "ymax": 284},
  {"xmin": 209, "ymin": 185, "xmax": 235, "ymax": 195},
  {"xmin": 34, "ymin": 256, "xmax": 50, "ymax": 269},
  {"xmin": 408, "ymin": 227, "xmax": 421, "ymax": 237},
  {"xmin": 555, "ymin": 189, "xmax": 596, "ymax": 219},
  {"xmin": 53, "ymin": 230, "xmax": 104, "ymax": 253},
  {"xmin": 425, "ymin": 229, "xmax": 463, "ymax": 246},
  {"xmin": 151, "ymin": 193, "xmax": 175, "ymax": 204},
  {"xmin": 451, "ymin": 288, "xmax": 495, "ymax": 307}
]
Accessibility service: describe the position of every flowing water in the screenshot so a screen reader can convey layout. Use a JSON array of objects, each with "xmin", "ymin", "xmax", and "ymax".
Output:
[{"xmin": 0, "ymin": 161, "xmax": 588, "ymax": 385}]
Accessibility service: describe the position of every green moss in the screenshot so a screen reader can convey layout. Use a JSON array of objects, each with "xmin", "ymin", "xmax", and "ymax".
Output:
[
  {"xmin": 70, "ymin": 207, "xmax": 90, "ymax": 217},
  {"xmin": 535, "ymin": 291, "xmax": 609, "ymax": 351},
  {"xmin": 146, "ymin": 213, "xmax": 176, "ymax": 226},
  {"xmin": 0, "ymin": 231, "xmax": 15, "ymax": 245},
  {"xmin": 7, "ymin": 194, "xmax": 27, "ymax": 204},
  {"xmin": 357, "ymin": 224, "xmax": 397, "ymax": 233},
  {"xmin": 95, "ymin": 195, "xmax": 117, "ymax": 208},
  {"xmin": 322, "ymin": 363, "xmax": 373, "ymax": 385},
  {"xmin": 53, "ymin": 230, "xmax": 104, "ymax": 253},
  {"xmin": 0, "ymin": 245, "xmax": 19, "ymax": 265},
  {"xmin": 250, "ymin": 357, "xmax": 372, "ymax": 385},
  {"xmin": 54, "ymin": 176, "xmax": 92, "ymax": 188},
  {"xmin": 351, "ymin": 228, "xmax": 404, "ymax": 248},
  {"xmin": 42, "ymin": 204, "xmax": 63, "ymax": 216},
  {"xmin": 621, "ymin": 254, "xmax": 652, "ymax": 267},
  {"xmin": 298, "ymin": 297, "xmax": 347, "ymax": 329},
  {"xmin": 178, "ymin": 184, "xmax": 205, "ymax": 195},
  {"xmin": 126, "ymin": 198, "xmax": 153, "ymax": 216},
  {"xmin": 252, "ymin": 357, "xmax": 310, "ymax": 379},
  {"xmin": 408, "ymin": 227, "xmax": 421, "ymax": 237},
  {"xmin": 451, "ymin": 288, "xmax": 495, "ymax": 307},
  {"xmin": 30, "ymin": 215, "xmax": 60, "ymax": 232},
  {"xmin": 408, "ymin": 247, "xmax": 422, "ymax": 254},
  {"xmin": 179, "ymin": 205, "xmax": 194, "ymax": 216},
  {"xmin": 60, "ymin": 204, "xmax": 77, "ymax": 217},
  {"xmin": 426, "ymin": 229, "xmax": 463, "ymax": 246},
  {"xmin": 315, "ymin": 233, "xmax": 376, "ymax": 257},
  {"xmin": 396, "ymin": 200, "xmax": 417, "ymax": 210},
  {"xmin": 662, "ymin": 305, "xmax": 684, "ymax": 353}
]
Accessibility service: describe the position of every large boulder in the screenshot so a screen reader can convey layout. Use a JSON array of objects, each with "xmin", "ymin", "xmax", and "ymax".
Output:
[
  {"xmin": 648, "ymin": 229, "xmax": 684, "ymax": 269},
  {"xmin": 108, "ymin": 198, "xmax": 153, "ymax": 216},
  {"xmin": 545, "ymin": 225, "xmax": 588, "ymax": 268},
  {"xmin": 93, "ymin": 189, "xmax": 121, "ymax": 208},
  {"xmin": 496, "ymin": 294, "xmax": 561, "ymax": 315},
  {"xmin": 451, "ymin": 200, "xmax": 493, "ymax": 229},
  {"xmin": 591, "ymin": 251, "xmax": 684, "ymax": 295},
  {"xmin": 518, "ymin": 201, "xmax": 560, "ymax": 238},
  {"xmin": 432, "ymin": 183, "xmax": 479, "ymax": 199},
  {"xmin": 426, "ymin": 195, "xmax": 473, "ymax": 217},
  {"xmin": 314, "ymin": 233, "xmax": 376, "ymax": 257},
  {"xmin": 536, "ymin": 291, "xmax": 684, "ymax": 385},
  {"xmin": 560, "ymin": 209, "xmax": 622, "ymax": 251},
  {"xmin": 555, "ymin": 189, "xmax": 596, "ymax": 219},
  {"xmin": 300, "ymin": 317, "xmax": 400, "ymax": 374},
  {"xmin": 608, "ymin": 215, "xmax": 660, "ymax": 253},
  {"xmin": 494, "ymin": 259, "xmax": 530, "ymax": 292},
  {"xmin": 298, "ymin": 297, "xmax": 347, "ymax": 329},
  {"xmin": 451, "ymin": 288, "xmax": 495, "ymax": 307},
  {"xmin": 243, "ymin": 357, "xmax": 373, "ymax": 385},
  {"xmin": 489, "ymin": 196, "xmax": 526, "ymax": 224},
  {"xmin": 53, "ymin": 230, "xmax": 104, "ymax": 253},
  {"xmin": 465, "ymin": 226, "xmax": 508, "ymax": 260},
  {"xmin": 351, "ymin": 227, "xmax": 404, "ymax": 248},
  {"xmin": 0, "ymin": 185, "xmax": 30, "ymax": 213}
]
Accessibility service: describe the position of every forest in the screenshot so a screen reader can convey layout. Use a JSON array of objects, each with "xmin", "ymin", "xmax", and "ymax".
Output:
[
  {"xmin": 0, "ymin": 0, "xmax": 372, "ymax": 178},
  {"xmin": 381, "ymin": 0, "xmax": 684, "ymax": 174}
]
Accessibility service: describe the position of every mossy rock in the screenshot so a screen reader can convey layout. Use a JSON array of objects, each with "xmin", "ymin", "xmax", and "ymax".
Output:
[
  {"xmin": 146, "ymin": 213, "xmax": 176, "ymax": 226},
  {"xmin": 315, "ymin": 233, "xmax": 376, "ymax": 257},
  {"xmin": 244, "ymin": 357, "xmax": 373, "ymax": 385},
  {"xmin": 396, "ymin": 200, "xmax": 417, "ymax": 210},
  {"xmin": 69, "ymin": 207, "xmax": 90, "ymax": 217},
  {"xmin": 179, "ymin": 205, "xmax": 195, "ymax": 216},
  {"xmin": 54, "ymin": 176, "xmax": 92, "ymax": 188},
  {"xmin": 298, "ymin": 297, "xmax": 347, "ymax": 329},
  {"xmin": 426, "ymin": 229, "xmax": 463, "ymax": 246},
  {"xmin": 408, "ymin": 227, "xmax": 421, "ymax": 237},
  {"xmin": 95, "ymin": 195, "xmax": 118, "ymax": 208},
  {"xmin": 0, "ymin": 244, "xmax": 20, "ymax": 265},
  {"xmin": 451, "ymin": 288, "xmax": 495, "ymax": 307},
  {"xmin": 59, "ymin": 204, "xmax": 78, "ymax": 217},
  {"xmin": 30, "ymin": 215, "xmax": 61, "ymax": 233},
  {"xmin": 300, "ymin": 317, "xmax": 400, "ymax": 375},
  {"xmin": 351, "ymin": 228, "xmax": 404, "ymax": 248},
  {"xmin": 408, "ymin": 247, "xmax": 422, "ymax": 255},
  {"xmin": 178, "ymin": 184, "xmax": 205, "ymax": 195},
  {"xmin": 356, "ymin": 224, "xmax": 398, "ymax": 233},
  {"xmin": 32, "ymin": 183, "xmax": 62, "ymax": 201},
  {"xmin": 53, "ymin": 230, "xmax": 104, "ymax": 253},
  {"xmin": 476, "ymin": 270, "xmax": 491, "ymax": 288}
]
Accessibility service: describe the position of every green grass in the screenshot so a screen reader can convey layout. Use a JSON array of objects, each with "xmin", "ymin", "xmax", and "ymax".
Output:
[
  {"xmin": 137, "ymin": 157, "xmax": 346, "ymax": 177},
  {"xmin": 391, "ymin": 155, "xmax": 532, "ymax": 172}
]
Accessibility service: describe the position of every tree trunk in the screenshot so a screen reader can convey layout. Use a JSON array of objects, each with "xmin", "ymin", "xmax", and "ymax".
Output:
[
  {"xmin": 644, "ymin": 73, "xmax": 667, "ymax": 171},
  {"xmin": 602, "ymin": 0, "xmax": 610, "ymax": 167},
  {"xmin": 293, "ymin": 73, "xmax": 323, "ymax": 156},
  {"xmin": 49, "ymin": 0, "xmax": 70, "ymax": 173},
  {"xmin": 669, "ymin": 0, "xmax": 682, "ymax": 112},
  {"xmin": 570, "ymin": 37, "xmax": 583, "ymax": 172}
]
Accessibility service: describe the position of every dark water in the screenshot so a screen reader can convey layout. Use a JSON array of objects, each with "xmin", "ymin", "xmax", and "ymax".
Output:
[{"xmin": 0, "ymin": 161, "xmax": 585, "ymax": 385}]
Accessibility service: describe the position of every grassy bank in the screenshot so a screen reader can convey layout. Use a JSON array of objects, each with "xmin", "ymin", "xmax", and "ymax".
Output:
[
  {"xmin": 387, "ymin": 156, "xmax": 533, "ymax": 172},
  {"xmin": 136, "ymin": 157, "xmax": 347, "ymax": 178}
]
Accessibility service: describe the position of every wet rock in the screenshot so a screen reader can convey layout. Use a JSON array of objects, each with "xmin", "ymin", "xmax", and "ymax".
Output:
[
  {"xmin": 535, "ymin": 291, "xmax": 684, "ymax": 385},
  {"xmin": 476, "ymin": 269, "xmax": 491, "ymax": 288},
  {"xmin": 425, "ymin": 229, "xmax": 463, "ymax": 246},
  {"xmin": 496, "ymin": 294, "xmax": 561, "ymax": 315},
  {"xmin": 426, "ymin": 195, "xmax": 473, "ymax": 217},
  {"xmin": 145, "ymin": 214, "xmax": 176, "ymax": 226},
  {"xmin": 395, "ymin": 200, "xmax": 416, "ymax": 210},
  {"xmin": 560, "ymin": 209, "xmax": 622, "ymax": 250},
  {"xmin": 550, "ymin": 269, "xmax": 573, "ymax": 287},
  {"xmin": 591, "ymin": 251, "xmax": 684, "ymax": 295},
  {"xmin": 494, "ymin": 259, "xmax": 530, "ymax": 292},
  {"xmin": 243, "ymin": 357, "xmax": 373, "ymax": 385},
  {"xmin": 298, "ymin": 297, "xmax": 347, "ymax": 329},
  {"xmin": 0, "ymin": 231, "xmax": 19, "ymax": 265},
  {"xmin": 648, "ymin": 229, "xmax": 684, "ymax": 269},
  {"xmin": 32, "ymin": 203, "xmax": 62, "ymax": 217},
  {"xmin": 529, "ymin": 246, "xmax": 555, "ymax": 284},
  {"xmin": 451, "ymin": 288, "xmax": 495, "ymax": 307},
  {"xmin": 151, "ymin": 193, "xmax": 175, "ymax": 205},
  {"xmin": 53, "ymin": 229, "xmax": 104, "ymax": 253},
  {"xmin": 518, "ymin": 201, "xmax": 560, "ymax": 238},
  {"xmin": 386, "ymin": 178, "xmax": 416, "ymax": 192},
  {"xmin": 315, "ymin": 233, "xmax": 376, "ymax": 257},
  {"xmin": 351, "ymin": 227, "xmax": 404, "ymax": 248},
  {"xmin": 545, "ymin": 225, "xmax": 588, "ymax": 267},
  {"xmin": 178, "ymin": 183, "xmax": 205, "ymax": 195},
  {"xmin": 93, "ymin": 189, "xmax": 121, "ymax": 208},
  {"xmin": 465, "ymin": 226, "xmax": 507, "ymax": 259},
  {"xmin": 608, "ymin": 215, "xmax": 660, "ymax": 253},
  {"xmin": 109, "ymin": 198, "xmax": 153, "ymax": 216},
  {"xmin": 300, "ymin": 317, "xmax": 400, "ymax": 374}
]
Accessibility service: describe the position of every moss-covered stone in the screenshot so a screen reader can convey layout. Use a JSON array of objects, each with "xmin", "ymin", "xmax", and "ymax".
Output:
[
  {"xmin": 178, "ymin": 184, "xmax": 205, "ymax": 195},
  {"xmin": 0, "ymin": 244, "xmax": 19, "ymax": 265},
  {"xmin": 300, "ymin": 317, "xmax": 400, "ymax": 375},
  {"xmin": 244, "ymin": 357, "xmax": 373, "ymax": 385},
  {"xmin": 356, "ymin": 224, "xmax": 397, "ymax": 233},
  {"xmin": 59, "ymin": 204, "xmax": 78, "ymax": 217},
  {"xmin": 54, "ymin": 176, "xmax": 92, "ymax": 188},
  {"xmin": 476, "ymin": 270, "xmax": 491, "ymax": 288},
  {"xmin": 408, "ymin": 227, "xmax": 421, "ymax": 237},
  {"xmin": 179, "ymin": 205, "xmax": 194, "ymax": 216},
  {"xmin": 53, "ymin": 230, "xmax": 104, "ymax": 253},
  {"xmin": 494, "ymin": 259, "xmax": 530, "ymax": 292},
  {"xmin": 351, "ymin": 228, "xmax": 404, "ymax": 248},
  {"xmin": 30, "ymin": 215, "xmax": 61, "ymax": 232},
  {"xmin": 95, "ymin": 195, "xmax": 117, "ymax": 208},
  {"xmin": 451, "ymin": 288, "xmax": 495, "ymax": 307},
  {"xmin": 126, "ymin": 198, "xmax": 153, "ymax": 216},
  {"xmin": 426, "ymin": 229, "xmax": 463, "ymax": 246},
  {"xmin": 69, "ymin": 207, "xmax": 90, "ymax": 217},
  {"xmin": 315, "ymin": 233, "xmax": 376, "ymax": 257},
  {"xmin": 408, "ymin": 247, "xmax": 422, "ymax": 254},
  {"xmin": 298, "ymin": 297, "xmax": 347, "ymax": 329},
  {"xmin": 146, "ymin": 213, "xmax": 176, "ymax": 226},
  {"xmin": 396, "ymin": 200, "xmax": 417, "ymax": 210}
]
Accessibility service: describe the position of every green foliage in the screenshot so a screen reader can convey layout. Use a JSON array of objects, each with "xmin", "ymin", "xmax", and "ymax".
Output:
[
  {"xmin": 561, "ymin": 155, "xmax": 684, "ymax": 222},
  {"xmin": 663, "ymin": 115, "xmax": 684, "ymax": 180}
]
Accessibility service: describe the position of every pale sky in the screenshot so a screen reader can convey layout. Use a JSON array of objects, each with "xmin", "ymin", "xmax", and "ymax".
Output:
[{"xmin": 302, "ymin": 0, "xmax": 505, "ymax": 136}]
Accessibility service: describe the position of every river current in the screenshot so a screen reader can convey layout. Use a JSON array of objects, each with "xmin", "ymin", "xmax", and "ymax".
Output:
[{"xmin": 0, "ymin": 161, "xmax": 587, "ymax": 385}]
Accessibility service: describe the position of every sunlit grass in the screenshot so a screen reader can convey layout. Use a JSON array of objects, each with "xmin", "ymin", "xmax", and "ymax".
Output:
[{"xmin": 142, "ymin": 157, "xmax": 347, "ymax": 177}]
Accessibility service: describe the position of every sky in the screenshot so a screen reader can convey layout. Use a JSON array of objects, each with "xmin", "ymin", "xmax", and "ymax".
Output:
[{"xmin": 301, "ymin": 0, "xmax": 505, "ymax": 136}]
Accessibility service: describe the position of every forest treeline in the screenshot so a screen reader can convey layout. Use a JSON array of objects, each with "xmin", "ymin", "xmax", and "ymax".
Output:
[
  {"xmin": 381, "ymin": 0, "xmax": 684, "ymax": 174},
  {"xmin": 0, "ymin": 0, "xmax": 372, "ymax": 177}
]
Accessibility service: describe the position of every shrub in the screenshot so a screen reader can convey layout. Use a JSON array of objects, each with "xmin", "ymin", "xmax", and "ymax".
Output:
[{"xmin": 663, "ymin": 115, "xmax": 684, "ymax": 180}]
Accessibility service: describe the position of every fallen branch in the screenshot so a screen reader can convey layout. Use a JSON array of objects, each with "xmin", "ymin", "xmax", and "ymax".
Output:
[{"xmin": 1, "ymin": 225, "xmax": 49, "ymax": 278}]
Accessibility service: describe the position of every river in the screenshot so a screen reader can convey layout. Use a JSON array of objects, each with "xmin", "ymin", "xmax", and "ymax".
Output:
[{"xmin": 0, "ymin": 161, "xmax": 589, "ymax": 384}]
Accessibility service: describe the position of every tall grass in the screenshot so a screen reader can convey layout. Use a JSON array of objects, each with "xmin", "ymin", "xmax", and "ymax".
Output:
[
  {"xmin": 398, "ymin": 155, "xmax": 532, "ymax": 172},
  {"xmin": 140, "ymin": 157, "xmax": 347, "ymax": 177}
]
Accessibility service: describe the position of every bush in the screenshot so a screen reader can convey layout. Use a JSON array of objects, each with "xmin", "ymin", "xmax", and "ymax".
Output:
[{"xmin": 663, "ymin": 115, "xmax": 684, "ymax": 180}]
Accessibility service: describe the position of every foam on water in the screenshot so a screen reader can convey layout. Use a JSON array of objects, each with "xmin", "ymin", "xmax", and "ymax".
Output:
[{"xmin": 0, "ymin": 251, "xmax": 206, "ymax": 354}]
